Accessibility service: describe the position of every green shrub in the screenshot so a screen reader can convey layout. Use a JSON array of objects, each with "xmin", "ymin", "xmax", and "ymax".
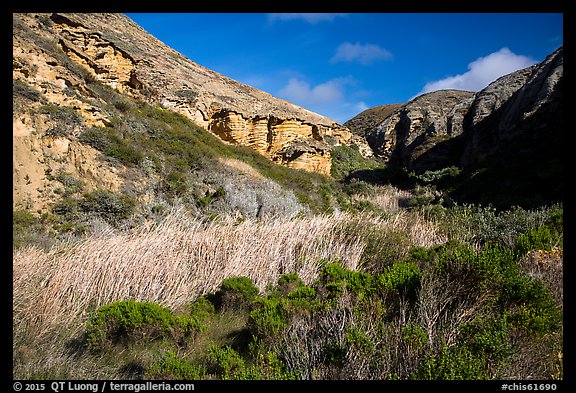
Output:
[
  {"xmin": 85, "ymin": 300, "xmax": 203, "ymax": 351},
  {"xmin": 13, "ymin": 210, "xmax": 39, "ymax": 232},
  {"xmin": 13, "ymin": 210, "xmax": 50, "ymax": 249},
  {"xmin": 502, "ymin": 275, "xmax": 561, "ymax": 335},
  {"xmin": 78, "ymin": 126, "xmax": 143, "ymax": 166},
  {"xmin": 219, "ymin": 276, "xmax": 259, "ymax": 302},
  {"xmin": 401, "ymin": 323, "xmax": 428, "ymax": 350},
  {"xmin": 207, "ymin": 345, "xmax": 245, "ymax": 379},
  {"xmin": 248, "ymin": 297, "xmax": 288, "ymax": 338},
  {"xmin": 323, "ymin": 342, "xmax": 347, "ymax": 367},
  {"xmin": 331, "ymin": 145, "xmax": 381, "ymax": 181},
  {"xmin": 79, "ymin": 189, "xmax": 135, "ymax": 221},
  {"xmin": 51, "ymin": 196, "xmax": 80, "ymax": 217},
  {"xmin": 145, "ymin": 351, "xmax": 206, "ymax": 380},
  {"xmin": 460, "ymin": 315, "xmax": 512, "ymax": 361},
  {"xmin": 276, "ymin": 273, "xmax": 305, "ymax": 296},
  {"xmin": 187, "ymin": 296, "xmax": 216, "ymax": 323},
  {"xmin": 415, "ymin": 344, "xmax": 489, "ymax": 380},
  {"xmin": 54, "ymin": 172, "xmax": 84, "ymax": 195},
  {"xmin": 162, "ymin": 171, "xmax": 188, "ymax": 197},
  {"xmin": 378, "ymin": 261, "xmax": 421, "ymax": 297},
  {"xmin": 345, "ymin": 327, "xmax": 375, "ymax": 354},
  {"xmin": 515, "ymin": 226, "xmax": 559, "ymax": 256}
]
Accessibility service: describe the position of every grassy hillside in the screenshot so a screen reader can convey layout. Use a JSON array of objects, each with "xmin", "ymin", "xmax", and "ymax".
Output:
[
  {"xmin": 13, "ymin": 186, "xmax": 563, "ymax": 379},
  {"xmin": 13, "ymin": 62, "xmax": 563, "ymax": 382}
]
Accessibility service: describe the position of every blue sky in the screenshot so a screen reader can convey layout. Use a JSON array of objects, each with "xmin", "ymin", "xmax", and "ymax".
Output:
[{"xmin": 125, "ymin": 13, "xmax": 563, "ymax": 124}]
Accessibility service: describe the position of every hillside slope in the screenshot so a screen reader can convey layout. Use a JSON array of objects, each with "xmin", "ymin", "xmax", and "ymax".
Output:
[
  {"xmin": 13, "ymin": 12, "xmax": 370, "ymax": 219},
  {"xmin": 352, "ymin": 47, "xmax": 563, "ymax": 207}
]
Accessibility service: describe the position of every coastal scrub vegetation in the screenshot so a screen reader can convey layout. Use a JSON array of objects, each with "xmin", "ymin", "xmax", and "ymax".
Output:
[{"xmin": 13, "ymin": 74, "xmax": 562, "ymax": 381}]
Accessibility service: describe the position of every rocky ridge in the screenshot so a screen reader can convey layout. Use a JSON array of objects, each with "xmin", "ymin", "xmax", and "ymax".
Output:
[
  {"xmin": 358, "ymin": 47, "xmax": 562, "ymax": 175},
  {"xmin": 13, "ymin": 12, "xmax": 367, "ymax": 181}
]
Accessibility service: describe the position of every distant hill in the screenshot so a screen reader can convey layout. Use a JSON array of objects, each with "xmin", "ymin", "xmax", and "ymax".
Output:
[
  {"xmin": 346, "ymin": 47, "xmax": 563, "ymax": 208},
  {"xmin": 344, "ymin": 103, "xmax": 403, "ymax": 137}
]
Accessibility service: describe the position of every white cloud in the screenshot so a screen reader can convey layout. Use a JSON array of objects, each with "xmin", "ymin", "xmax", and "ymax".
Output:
[
  {"xmin": 277, "ymin": 77, "xmax": 368, "ymax": 123},
  {"xmin": 331, "ymin": 42, "xmax": 393, "ymax": 65},
  {"xmin": 417, "ymin": 48, "xmax": 537, "ymax": 95},
  {"xmin": 355, "ymin": 101, "xmax": 369, "ymax": 113},
  {"xmin": 278, "ymin": 77, "xmax": 353, "ymax": 105},
  {"xmin": 268, "ymin": 13, "xmax": 348, "ymax": 24}
]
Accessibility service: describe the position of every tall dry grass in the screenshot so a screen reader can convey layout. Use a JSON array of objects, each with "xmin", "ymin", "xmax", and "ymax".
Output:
[
  {"xmin": 13, "ymin": 206, "xmax": 447, "ymax": 340},
  {"xmin": 353, "ymin": 184, "xmax": 413, "ymax": 212}
]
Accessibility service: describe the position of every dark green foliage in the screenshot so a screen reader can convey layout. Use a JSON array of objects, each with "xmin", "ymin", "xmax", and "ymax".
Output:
[
  {"xmin": 207, "ymin": 345, "xmax": 246, "ymax": 379},
  {"xmin": 248, "ymin": 297, "xmax": 288, "ymax": 337},
  {"xmin": 13, "ymin": 210, "xmax": 40, "ymax": 233},
  {"xmin": 460, "ymin": 315, "xmax": 512, "ymax": 361},
  {"xmin": 214, "ymin": 276, "xmax": 261, "ymax": 313},
  {"xmin": 331, "ymin": 145, "xmax": 382, "ymax": 181},
  {"xmin": 196, "ymin": 187, "xmax": 225, "ymax": 208},
  {"xmin": 277, "ymin": 273, "xmax": 305, "ymax": 296},
  {"xmin": 502, "ymin": 275, "xmax": 561, "ymax": 335},
  {"xmin": 219, "ymin": 276, "xmax": 260, "ymax": 303},
  {"xmin": 401, "ymin": 323, "xmax": 428, "ymax": 350},
  {"xmin": 187, "ymin": 296, "xmax": 216, "ymax": 323},
  {"xmin": 79, "ymin": 189, "xmax": 136, "ymax": 221},
  {"xmin": 415, "ymin": 166, "xmax": 461, "ymax": 186},
  {"xmin": 515, "ymin": 226, "xmax": 560, "ymax": 256},
  {"xmin": 415, "ymin": 345, "xmax": 490, "ymax": 380},
  {"xmin": 378, "ymin": 261, "xmax": 421, "ymax": 298},
  {"xmin": 79, "ymin": 126, "xmax": 143, "ymax": 166},
  {"xmin": 145, "ymin": 352, "xmax": 206, "ymax": 380},
  {"xmin": 85, "ymin": 300, "xmax": 204, "ymax": 351}
]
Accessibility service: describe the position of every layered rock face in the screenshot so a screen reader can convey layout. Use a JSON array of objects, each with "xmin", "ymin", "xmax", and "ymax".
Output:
[
  {"xmin": 364, "ymin": 90, "xmax": 475, "ymax": 170},
  {"xmin": 361, "ymin": 47, "xmax": 563, "ymax": 175},
  {"xmin": 13, "ymin": 12, "xmax": 363, "ymax": 191}
]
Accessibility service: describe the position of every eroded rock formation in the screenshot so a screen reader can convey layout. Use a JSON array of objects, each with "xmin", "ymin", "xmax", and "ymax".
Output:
[
  {"xmin": 360, "ymin": 47, "xmax": 562, "ymax": 175},
  {"xmin": 13, "ymin": 12, "xmax": 370, "ymax": 211}
]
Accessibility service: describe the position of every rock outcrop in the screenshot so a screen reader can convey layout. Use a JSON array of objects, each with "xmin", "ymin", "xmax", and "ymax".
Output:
[
  {"xmin": 363, "ymin": 90, "xmax": 475, "ymax": 170},
  {"xmin": 460, "ymin": 47, "xmax": 563, "ymax": 169},
  {"xmin": 13, "ymin": 12, "xmax": 374, "ymax": 212},
  {"xmin": 355, "ymin": 46, "xmax": 562, "ymax": 207},
  {"xmin": 361, "ymin": 47, "xmax": 562, "ymax": 174},
  {"xmin": 13, "ymin": 12, "xmax": 365, "ymax": 185}
]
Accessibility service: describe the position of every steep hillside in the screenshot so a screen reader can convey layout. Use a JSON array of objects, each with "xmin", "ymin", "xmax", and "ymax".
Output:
[
  {"xmin": 344, "ymin": 103, "xmax": 402, "ymax": 137},
  {"xmin": 363, "ymin": 90, "xmax": 475, "ymax": 169},
  {"xmin": 355, "ymin": 47, "xmax": 562, "ymax": 208},
  {"xmin": 13, "ymin": 12, "xmax": 371, "ymax": 220}
]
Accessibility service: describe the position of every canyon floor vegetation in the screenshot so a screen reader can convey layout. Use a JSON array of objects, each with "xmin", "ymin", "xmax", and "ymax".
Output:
[
  {"xmin": 13, "ymin": 74, "xmax": 563, "ymax": 382},
  {"xmin": 13, "ymin": 184, "xmax": 563, "ymax": 380}
]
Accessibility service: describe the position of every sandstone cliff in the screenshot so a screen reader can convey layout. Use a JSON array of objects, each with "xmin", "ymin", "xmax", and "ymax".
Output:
[
  {"xmin": 360, "ymin": 47, "xmax": 562, "ymax": 174},
  {"xmin": 355, "ymin": 46, "xmax": 562, "ymax": 206},
  {"xmin": 13, "ymin": 12, "xmax": 373, "ymax": 214},
  {"xmin": 13, "ymin": 12, "xmax": 366, "ymax": 183}
]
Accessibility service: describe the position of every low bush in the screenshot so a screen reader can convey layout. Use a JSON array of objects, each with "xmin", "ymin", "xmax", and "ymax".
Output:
[
  {"xmin": 145, "ymin": 351, "xmax": 206, "ymax": 380},
  {"xmin": 79, "ymin": 189, "xmax": 135, "ymax": 221},
  {"xmin": 215, "ymin": 276, "xmax": 260, "ymax": 311},
  {"xmin": 85, "ymin": 300, "xmax": 204, "ymax": 351}
]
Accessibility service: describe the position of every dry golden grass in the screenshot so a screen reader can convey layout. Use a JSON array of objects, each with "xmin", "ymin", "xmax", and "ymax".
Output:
[
  {"xmin": 353, "ymin": 184, "xmax": 413, "ymax": 212},
  {"xmin": 13, "ymin": 206, "xmax": 447, "ymax": 342}
]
